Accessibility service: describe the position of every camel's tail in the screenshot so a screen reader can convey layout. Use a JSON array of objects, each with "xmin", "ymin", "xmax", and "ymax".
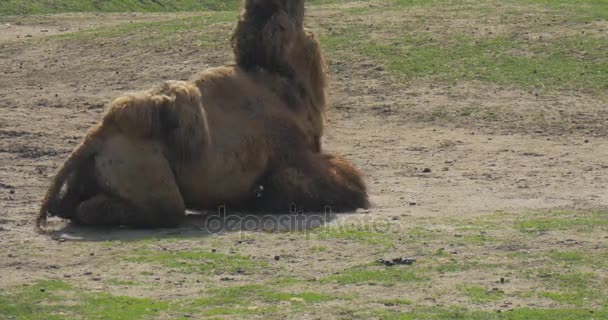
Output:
[{"xmin": 35, "ymin": 126, "xmax": 105, "ymax": 233}]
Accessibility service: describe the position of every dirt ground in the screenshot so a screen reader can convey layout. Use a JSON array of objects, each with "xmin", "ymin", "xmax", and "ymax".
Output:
[{"xmin": 0, "ymin": 7, "xmax": 607, "ymax": 319}]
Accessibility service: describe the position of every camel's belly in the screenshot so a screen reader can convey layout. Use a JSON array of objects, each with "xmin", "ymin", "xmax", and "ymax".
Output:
[{"xmin": 176, "ymin": 142, "xmax": 268, "ymax": 209}]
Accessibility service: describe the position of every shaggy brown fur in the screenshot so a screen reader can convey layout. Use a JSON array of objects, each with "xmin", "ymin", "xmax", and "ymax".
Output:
[{"xmin": 36, "ymin": 0, "xmax": 369, "ymax": 232}]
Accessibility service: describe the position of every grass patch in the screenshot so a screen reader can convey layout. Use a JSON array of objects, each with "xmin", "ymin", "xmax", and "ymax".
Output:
[
  {"xmin": 515, "ymin": 211, "xmax": 608, "ymax": 233},
  {"xmin": 194, "ymin": 284, "xmax": 337, "ymax": 316},
  {"xmin": 105, "ymin": 279, "xmax": 139, "ymax": 286},
  {"xmin": 51, "ymin": 12, "xmax": 236, "ymax": 50},
  {"xmin": 0, "ymin": 0, "xmax": 242, "ymax": 15},
  {"xmin": 323, "ymin": 266, "xmax": 424, "ymax": 285},
  {"xmin": 518, "ymin": 0, "xmax": 608, "ymax": 21},
  {"xmin": 327, "ymin": 32, "xmax": 608, "ymax": 92},
  {"xmin": 461, "ymin": 285, "xmax": 504, "ymax": 303},
  {"xmin": 323, "ymin": 1, "xmax": 608, "ymax": 93},
  {"xmin": 371, "ymin": 307, "xmax": 608, "ymax": 320},
  {"xmin": 0, "ymin": 280, "xmax": 169, "ymax": 320},
  {"xmin": 548, "ymin": 250, "xmax": 608, "ymax": 269},
  {"xmin": 127, "ymin": 249, "xmax": 265, "ymax": 274},
  {"xmin": 540, "ymin": 291, "xmax": 586, "ymax": 307}
]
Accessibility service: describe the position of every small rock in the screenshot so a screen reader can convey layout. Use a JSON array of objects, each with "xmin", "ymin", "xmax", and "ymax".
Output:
[
  {"xmin": 377, "ymin": 257, "xmax": 416, "ymax": 266},
  {"xmin": 40, "ymin": 288, "xmax": 46, "ymax": 293},
  {"xmin": 274, "ymin": 255, "xmax": 281, "ymax": 261},
  {"xmin": 422, "ymin": 168, "xmax": 432, "ymax": 173}
]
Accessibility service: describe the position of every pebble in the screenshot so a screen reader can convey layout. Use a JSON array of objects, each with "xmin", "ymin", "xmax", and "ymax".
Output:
[{"xmin": 377, "ymin": 257, "xmax": 417, "ymax": 267}]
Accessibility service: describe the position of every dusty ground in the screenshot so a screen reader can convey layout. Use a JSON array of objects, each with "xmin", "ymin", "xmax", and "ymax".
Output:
[{"xmin": 0, "ymin": 3, "xmax": 607, "ymax": 319}]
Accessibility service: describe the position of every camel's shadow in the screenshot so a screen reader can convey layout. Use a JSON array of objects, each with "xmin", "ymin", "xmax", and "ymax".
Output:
[{"xmin": 49, "ymin": 208, "xmax": 343, "ymax": 242}]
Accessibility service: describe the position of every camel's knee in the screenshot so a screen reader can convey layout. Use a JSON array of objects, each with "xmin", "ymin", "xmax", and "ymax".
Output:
[
  {"xmin": 257, "ymin": 153, "xmax": 369, "ymax": 212},
  {"xmin": 75, "ymin": 194, "xmax": 185, "ymax": 228},
  {"xmin": 321, "ymin": 154, "xmax": 370, "ymax": 211}
]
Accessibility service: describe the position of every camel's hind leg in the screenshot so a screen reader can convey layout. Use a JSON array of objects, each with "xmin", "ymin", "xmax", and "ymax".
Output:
[{"xmin": 76, "ymin": 134, "xmax": 186, "ymax": 228}]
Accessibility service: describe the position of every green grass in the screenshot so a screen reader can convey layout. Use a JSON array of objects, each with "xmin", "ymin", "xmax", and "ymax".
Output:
[
  {"xmin": 52, "ymin": 12, "xmax": 236, "ymax": 49},
  {"xmin": 514, "ymin": 211, "xmax": 608, "ymax": 233},
  {"xmin": 461, "ymin": 285, "xmax": 504, "ymax": 303},
  {"xmin": 321, "ymin": 0, "xmax": 608, "ymax": 94},
  {"xmin": 326, "ymin": 31, "xmax": 608, "ymax": 92},
  {"xmin": 0, "ymin": 0, "xmax": 366, "ymax": 15},
  {"xmin": 127, "ymin": 249, "xmax": 266, "ymax": 274},
  {"xmin": 371, "ymin": 307, "xmax": 608, "ymax": 320},
  {"xmin": 194, "ymin": 284, "xmax": 337, "ymax": 316},
  {"xmin": 0, "ymin": 280, "xmax": 169, "ymax": 320},
  {"xmin": 0, "ymin": 0, "xmax": 242, "ymax": 15},
  {"xmin": 519, "ymin": 0, "xmax": 608, "ymax": 21},
  {"xmin": 323, "ymin": 266, "xmax": 424, "ymax": 285}
]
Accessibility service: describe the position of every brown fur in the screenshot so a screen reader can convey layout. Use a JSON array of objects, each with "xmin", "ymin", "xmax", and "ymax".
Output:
[{"xmin": 36, "ymin": 0, "xmax": 368, "ymax": 232}]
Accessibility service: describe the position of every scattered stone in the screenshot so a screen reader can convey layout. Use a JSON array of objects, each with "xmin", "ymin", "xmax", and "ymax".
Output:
[
  {"xmin": 211, "ymin": 249, "xmax": 217, "ymax": 253},
  {"xmin": 83, "ymin": 271, "xmax": 93, "ymax": 276},
  {"xmin": 377, "ymin": 257, "xmax": 416, "ymax": 267},
  {"xmin": 92, "ymin": 277, "xmax": 102, "ymax": 281},
  {"xmin": 422, "ymin": 168, "xmax": 432, "ymax": 173},
  {"xmin": 40, "ymin": 288, "xmax": 46, "ymax": 293},
  {"xmin": 274, "ymin": 255, "xmax": 281, "ymax": 261}
]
